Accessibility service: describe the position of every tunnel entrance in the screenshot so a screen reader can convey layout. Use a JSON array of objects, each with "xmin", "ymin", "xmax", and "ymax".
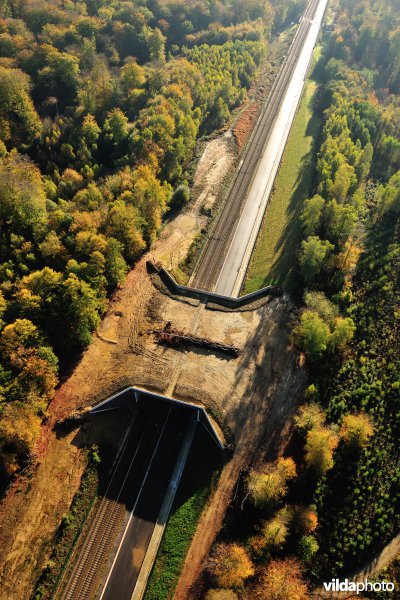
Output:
[
  {"xmin": 58, "ymin": 389, "xmax": 224, "ymax": 600},
  {"xmin": 90, "ymin": 386, "xmax": 225, "ymax": 450}
]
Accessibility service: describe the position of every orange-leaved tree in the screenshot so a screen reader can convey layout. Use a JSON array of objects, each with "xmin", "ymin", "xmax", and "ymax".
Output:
[
  {"xmin": 207, "ymin": 543, "xmax": 254, "ymax": 589},
  {"xmin": 255, "ymin": 558, "xmax": 308, "ymax": 600}
]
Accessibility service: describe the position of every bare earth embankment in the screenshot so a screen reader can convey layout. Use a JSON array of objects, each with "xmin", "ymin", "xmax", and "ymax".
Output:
[{"xmin": 0, "ymin": 118, "xmax": 305, "ymax": 600}]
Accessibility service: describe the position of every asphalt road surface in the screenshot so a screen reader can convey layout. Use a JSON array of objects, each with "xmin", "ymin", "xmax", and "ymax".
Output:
[
  {"xmin": 59, "ymin": 401, "xmax": 190, "ymax": 600},
  {"xmin": 99, "ymin": 404, "xmax": 190, "ymax": 600},
  {"xmin": 192, "ymin": 0, "xmax": 329, "ymax": 297}
]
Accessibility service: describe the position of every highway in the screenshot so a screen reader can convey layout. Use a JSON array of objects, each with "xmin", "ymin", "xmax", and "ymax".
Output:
[
  {"xmin": 58, "ymin": 2, "xmax": 329, "ymax": 597},
  {"xmin": 192, "ymin": 0, "xmax": 329, "ymax": 297},
  {"xmin": 58, "ymin": 401, "xmax": 191, "ymax": 600},
  {"xmin": 99, "ymin": 405, "xmax": 190, "ymax": 600}
]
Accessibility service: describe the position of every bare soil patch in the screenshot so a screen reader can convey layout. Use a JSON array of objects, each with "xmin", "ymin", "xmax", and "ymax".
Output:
[
  {"xmin": 0, "ymin": 33, "xmax": 303, "ymax": 599},
  {"xmin": 0, "ymin": 132, "xmax": 241, "ymax": 600},
  {"xmin": 190, "ymin": 132, "xmax": 236, "ymax": 216}
]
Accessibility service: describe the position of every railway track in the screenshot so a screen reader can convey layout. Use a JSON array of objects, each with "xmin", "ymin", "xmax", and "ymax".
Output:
[
  {"xmin": 191, "ymin": 0, "xmax": 321, "ymax": 292},
  {"xmin": 58, "ymin": 404, "xmax": 171, "ymax": 600},
  {"xmin": 60, "ymin": 499, "xmax": 126, "ymax": 600},
  {"xmin": 56, "ymin": 3, "xmax": 324, "ymax": 598}
]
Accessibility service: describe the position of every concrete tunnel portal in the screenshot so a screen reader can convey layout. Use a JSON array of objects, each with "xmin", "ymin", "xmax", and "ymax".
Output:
[
  {"xmin": 73, "ymin": 387, "xmax": 226, "ymax": 600},
  {"xmin": 91, "ymin": 386, "xmax": 225, "ymax": 450}
]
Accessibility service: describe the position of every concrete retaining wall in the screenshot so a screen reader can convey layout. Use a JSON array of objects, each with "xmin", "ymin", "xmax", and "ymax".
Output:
[{"xmin": 150, "ymin": 263, "xmax": 283, "ymax": 308}]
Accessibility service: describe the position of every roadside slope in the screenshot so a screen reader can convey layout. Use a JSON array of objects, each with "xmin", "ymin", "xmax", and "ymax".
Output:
[{"xmin": 244, "ymin": 55, "xmax": 321, "ymax": 294}]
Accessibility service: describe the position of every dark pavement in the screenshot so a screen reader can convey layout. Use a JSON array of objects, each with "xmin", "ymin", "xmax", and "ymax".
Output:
[{"xmin": 99, "ymin": 402, "xmax": 191, "ymax": 600}]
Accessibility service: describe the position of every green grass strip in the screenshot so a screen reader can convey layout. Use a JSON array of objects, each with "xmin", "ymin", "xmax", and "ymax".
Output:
[
  {"xmin": 144, "ymin": 484, "xmax": 210, "ymax": 600},
  {"xmin": 244, "ymin": 49, "xmax": 322, "ymax": 295}
]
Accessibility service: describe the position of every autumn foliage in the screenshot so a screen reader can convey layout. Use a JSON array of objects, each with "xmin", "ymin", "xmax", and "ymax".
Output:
[
  {"xmin": 254, "ymin": 558, "xmax": 309, "ymax": 600},
  {"xmin": 247, "ymin": 457, "xmax": 297, "ymax": 507},
  {"xmin": 207, "ymin": 543, "xmax": 254, "ymax": 589},
  {"xmin": 205, "ymin": 590, "xmax": 238, "ymax": 600},
  {"xmin": 340, "ymin": 413, "xmax": 374, "ymax": 448}
]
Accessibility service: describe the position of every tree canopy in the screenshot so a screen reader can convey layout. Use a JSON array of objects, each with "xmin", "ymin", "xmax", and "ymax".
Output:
[
  {"xmin": 247, "ymin": 457, "xmax": 297, "ymax": 507},
  {"xmin": 254, "ymin": 558, "xmax": 309, "ymax": 600},
  {"xmin": 0, "ymin": 0, "xmax": 277, "ymax": 481},
  {"xmin": 207, "ymin": 543, "xmax": 254, "ymax": 589}
]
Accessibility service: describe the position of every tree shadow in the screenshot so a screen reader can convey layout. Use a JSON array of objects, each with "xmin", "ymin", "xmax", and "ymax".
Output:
[
  {"xmin": 220, "ymin": 294, "xmax": 306, "ymax": 454},
  {"xmin": 259, "ymin": 97, "xmax": 322, "ymax": 301}
]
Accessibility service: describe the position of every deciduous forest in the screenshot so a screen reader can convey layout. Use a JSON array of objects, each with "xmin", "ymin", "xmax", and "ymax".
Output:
[
  {"xmin": 204, "ymin": 0, "xmax": 400, "ymax": 597},
  {"xmin": 0, "ymin": 0, "xmax": 303, "ymax": 481}
]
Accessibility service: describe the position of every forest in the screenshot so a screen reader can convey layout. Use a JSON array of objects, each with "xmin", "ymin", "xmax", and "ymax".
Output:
[
  {"xmin": 2, "ymin": 0, "xmax": 399, "ymax": 595},
  {"xmin": 0, "ymin": 0, "xmax": 305, "ymax": 481},
  {"xmin": 203, "ymin": 0, "xmax": 400, "ymax": 598}
]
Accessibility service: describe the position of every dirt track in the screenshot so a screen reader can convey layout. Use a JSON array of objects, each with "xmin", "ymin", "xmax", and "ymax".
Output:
[{"xmin": 0, "ymin": 114, "xmax": 305, "ymax": 600}]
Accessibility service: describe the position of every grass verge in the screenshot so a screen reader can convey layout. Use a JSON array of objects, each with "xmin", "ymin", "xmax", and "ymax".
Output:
[
  {"xmin": 144, "ymin": 428, "xmax": 223, "ymax": 600},
  {"xmin": 244, "ymin": 49, "xmax": 322, "ymax": 296},
  {"xmin": 32, "ymin": 448, "xmax": 100, "ymax": 600}
]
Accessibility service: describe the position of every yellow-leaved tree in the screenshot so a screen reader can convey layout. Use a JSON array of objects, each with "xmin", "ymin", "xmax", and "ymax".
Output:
[
  {"xmin": 247, "ymin": 457, "xmax": 297, "ymax": 507},
  {"xmin": 207, "ymin": 543, "xmax": 254, "ymax": 589}
]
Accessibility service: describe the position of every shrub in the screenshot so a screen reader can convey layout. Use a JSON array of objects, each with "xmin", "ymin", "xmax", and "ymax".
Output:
[
  {"xmin": 298, "ymin": 535, "xmax": 319, "ymax": 563},
  {"xmin": 207, "ymin": 543, "xmax": 254, "ymax": 589},
  {"xmin": 170, "ymin": 184, "xmax": 190, "ymax": 210},
  {"xmin": 247, "ymin": 458, "xmax": 296, "ymax": 508},
  {"xmin": 304, "ymin": 291, "xmax": 338, "ymax": 327}
]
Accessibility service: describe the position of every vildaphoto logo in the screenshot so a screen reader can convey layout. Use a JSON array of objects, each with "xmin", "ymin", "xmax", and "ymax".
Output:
[{"xmin": 323, "ymin": 578, "xmax": 395, "ymax": 594}]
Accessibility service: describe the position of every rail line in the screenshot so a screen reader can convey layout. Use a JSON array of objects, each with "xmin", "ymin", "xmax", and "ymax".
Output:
[
  {"xmin": 60, "ymin": 499, "xmax": 125, "ymax": 600},
  {"xmin": 191, "ymin": 0, "xmax": 321, "ymax": 292},
  {"xmin": 58, "ymin": 404, "xmax": 171, "ymax": 600},
  {"xmin": 56, "ymin": 2, "xmax": 324, "ymax": 598}
]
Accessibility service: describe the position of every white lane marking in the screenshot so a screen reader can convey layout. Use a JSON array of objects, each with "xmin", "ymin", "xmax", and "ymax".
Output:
[
  {"xmin": 103, "ymin": 415, "xmax": 136, "ymax": 498},
  {"xmin": 99, "ymin": 406, "xmax": 173, "ymax": 600},
  {"xmin": 115, "ymin": 428, "xmax": 147, "ymax": 503}
]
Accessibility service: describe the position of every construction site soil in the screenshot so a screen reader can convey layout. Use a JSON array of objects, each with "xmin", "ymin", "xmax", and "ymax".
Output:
[{"xmin": 0, "ymin": 88, "xmax": 306, "ymax": 600}]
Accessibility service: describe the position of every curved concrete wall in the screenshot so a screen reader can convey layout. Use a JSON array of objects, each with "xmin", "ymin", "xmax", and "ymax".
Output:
[{"xmin": 151, "ymin": 263, "xmax": 283, "ymax": 309}]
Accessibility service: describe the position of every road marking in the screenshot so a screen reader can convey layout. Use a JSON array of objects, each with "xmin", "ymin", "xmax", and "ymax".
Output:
[
  {"xmin": 214, "ymin": 0, "xmax": 329, "ymax": 297},
  {"xmin": 99, "ymin": 406, "xmax": 173, "ymax": 600},
  {"xmin": 131, "ymin": 414, "xmax": 198, "ymax": 600}
]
